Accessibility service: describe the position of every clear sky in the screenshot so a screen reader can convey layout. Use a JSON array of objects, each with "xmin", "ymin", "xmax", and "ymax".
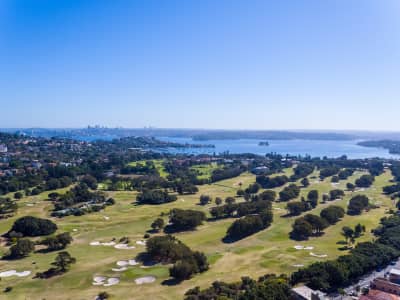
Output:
[{"xmin": 1, "ymin": 0, "xmax": 400, "ymax": 130}]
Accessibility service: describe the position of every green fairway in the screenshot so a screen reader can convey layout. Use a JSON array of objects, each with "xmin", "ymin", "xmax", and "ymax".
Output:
[{"xmin": 0, "ymin": 169, "xmax": 395, "ymax": 300}]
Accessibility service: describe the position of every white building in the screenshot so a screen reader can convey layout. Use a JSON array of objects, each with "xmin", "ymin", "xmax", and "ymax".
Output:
[{"xmin": 0, "ymin": 144, "xmax": 7, "ymax": 153}]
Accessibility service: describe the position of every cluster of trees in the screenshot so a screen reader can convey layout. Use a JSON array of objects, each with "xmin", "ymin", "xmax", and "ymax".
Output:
[
  {"xmin": 211, "ymin": 166, "xmax": 246, "ymax": 182},
  {"xmin": 136, "ymin": 189, "xmax": 177, "ymax": 205},
  {"xmin": 291, "ymin": 215, "xmax": 400, "ymax": 292},
  {"xmin": 256, "ymin": 175, "xmax": 288, "ymax": 189},
  {"xmin": 320, "ymin": 206, "xmax": 345, "ymax": 224},
  {"xmin": 184, "ymin": 274, "xmax": 291, "ymax": 300},
  {"xmin": 0, "ymin": 197, "xmax": 18, "ymax": 219},
  {"xmin": 199, "ymin": 194, "xmax": 212, "ymax": 205},
  {"xmin": 285, "ymin": 190, "xmax": 318, "ymax": 216},
  {"xmin": 319, "ymin": 166, "xmax": 340, "ymax": 179},
  {"xmin": 120, "ymin": 161, "xmax": 159, "ymax": 176},
  {"xmin": 168, "ymin": 209, "xmax": 206, "ymax": 231},
  {"xmin": 329, "ymin": 189, "xmax": 345, "ymax": 200},
  {"xmin": 50, "ymin": 183, "xmax": 114, "ymax": 217},
  {"xmin": 4, "ymin": 232, "xmax": 73, "ymax": 259},
  {"xmin": 383, "ymin": 183, "xmax": 400, "ymax": 195},
  {"xmin": 145, "ymin": 235, "xmax": 208, "ymax": 281},
  {"xmin": 355, "ymin": 174, "xmax": 375, "ymax": 188},
  {"xmin": 279, "ymin": 184, "xmax": 300, "ymax": 201},
  {"xmin": 36, "ymin": 251, "xmax": 76, "ymax": 279},
  {"xmin": 338, "ymin": 168, "xmax": 355, "ymax": 180},
  {"xmin": 39, "ymin": 232, "xmax": 73, "ymax": 252},
  {"xmin": 225, "ymin": 210, "xmax": 273, "ymax": 241},
  {"xmin": 210, "ymin": 200, "xmax": 272, "ymax": 220},
  {"xmin": 290, "ymin": 164, "xmax": 314, "ymax": 181},
  {"xmin": 7, "ymin": 216, "xmax": 57, "ymax": 237},
  {"xmin": 341, "ymin": 224, "xmax": 366, "ymax": 246},
  {"xmin": 291, "ymin": 205, "xmax": 345, "ymax": 240},
  {"xmin": 347, "ymin": 195, "xmax": 370, "ymax": 215}
]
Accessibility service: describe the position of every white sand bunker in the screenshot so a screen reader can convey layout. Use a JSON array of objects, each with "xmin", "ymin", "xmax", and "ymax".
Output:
[
  {"xmin": 73, "ymin": 228, "xmax": 78, "ymax": 232},
  {"xmin": 92, "ymin": 276, "xmax": 120, "ymax": 286},
  {"xmin": 310, "ymin": 252, "xmax": 327, "ymax": 258},
  {"xmin": 135, "ymin": 276, "xmax": 156, "ymax": 285},
  {"xmin": 26, "ymin": 203, "xmax": 34, "ymax": 207},
  {"xmin": 136, "ymin": 240, "xmax": 146, "ymax": 246},
  {"xmin": 294, "ymin": 245, "xmax": 314, "ymax": 250},
  {"xmin": 90, "ymin": 241, "xmax": 116, "ymax": 246},
  {"xmin": 112, "ymin": 267, "xmax": 127, "ymax": 272},
  {"xmin": 0, "ymin": 270, "xmax": 31, "ymax": 277},
  {"xmin": 293, "ymin": 264, "xmax": 304, "ymax": 268},
  {"xmin": 103, "ymin": 216, "xmax": 110, "ymax": 220},
  {"xmin": 116, "ymin": 259, "xmax": 138, "ymax": 267},
  {"xmin": 114, "ymin": 244, "xmax": 135, "ymax": 250}
]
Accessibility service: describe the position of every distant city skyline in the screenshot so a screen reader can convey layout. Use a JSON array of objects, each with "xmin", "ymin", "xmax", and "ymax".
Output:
[{"xmin": 1, "ymin": 0, "xmax": 400, "ymax": 130}]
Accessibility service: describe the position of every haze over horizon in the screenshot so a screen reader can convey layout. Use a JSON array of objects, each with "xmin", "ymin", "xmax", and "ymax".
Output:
[{"xmin": 2, "ymin": 0, "xmax": 400, "ymax": 130}]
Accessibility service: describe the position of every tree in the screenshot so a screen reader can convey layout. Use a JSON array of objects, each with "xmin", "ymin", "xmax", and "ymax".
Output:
[
  {"xmin": 81, "ymin": 175, "xmax": 98, "ymax": 190},
  {"xmin": 307, "ymin": 190, "xmax": 319, "ymax": 208},
  {"xmin": 260, "ymin": 190, "xmax": 276, "ymax": 201},
  {"xmin": 52, "ymin": 251, "xmax": 76, "ymax": 273},
  {"xmin": 347, "ymin": 195, "xmax": 369, "ymax": 215},
  {"xmin": 291, "ymin": 218, "xmax": 313, "ymax": 240},
  {"xmin": 7, "ymin": 239, "xmax": 35, "ymax": 259},
  {"xmin": 341, "ymin": 226, "xmax": 354, "ymax": 245},
  {"xmin": 245, "ymin": 183, "xmax": 261, "ymax": 194},
  {"xmin": 354, "ymin": 223, "xmax": 366, "ymax": 238},
  {"xmin": 9, "ymin": 216, "xmax": 57, "ymax": 237},
  {"xmin": 97, "ymin": 292, "xmax": 110, "ymax": 300},
  {"xmin": 279, "ymin": 184, "xmax": 300, "ymax": 201},
  {"xmin": 322, "ymin": 194, "xmax": 330, "ymax": 202},
  {"xmin": 199, "ymin": 195, "xmax": 212, "ymax": 206},
  {"xmin": 151, "ymin": 218, "xmax": 165, "ymax": 232},
  {"xmin": 0, "ymin": 197, "xmax": 17, "ymax": 217},
  {"xmin": 320, "ymin": 206, "xmax": 345, "ymax": 224},
  {"xmin": 301, "ymin": 178, "xmax": 310, "ymax": 187},
  {"xmin": 303, "ymin": 214, "xmax": 328, "ymax": 234},
  {"xmin": 14, "ymin": 192, "xmax": 23, "ymax": 200},
  {"xmin": 355, "ymin": 175, "xmax": 375, "ymax": 188},
  {"xmin": 225, "ymin": 197, "xmax": 235, "ymax": 205},
  {"xmin": 329, "ymin": 189, "xmax": 345, "ymax": 200},
  {"xmin": 40, "ymin": 232, "xmax": 73, "ymax": 251},
  {"xmin": 170, "ymin": 259, "xmax": 198, "ymax": 281},
  {"xmin": 215, "ymin": 197, "xmax": 222, "ymax": 206},
  {"xmin": 286, "ymin": 201, "xmax": 309, "ymax": 216},
  {"xmin": 346, "ymin": 182, "xmax": 355, "ymax": 191},
  {"xmin": 169, "ymin": 209, "xmax": 206, "ymax": 231},
  {"xmin": 136, "ymin": 189, "xmax": 177, "ymax": 205}
]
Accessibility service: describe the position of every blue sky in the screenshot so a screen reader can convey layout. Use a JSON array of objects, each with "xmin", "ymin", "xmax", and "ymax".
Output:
[{"xmin": 1, "ymin": 0, "xmax": 400, "ymax": 130}]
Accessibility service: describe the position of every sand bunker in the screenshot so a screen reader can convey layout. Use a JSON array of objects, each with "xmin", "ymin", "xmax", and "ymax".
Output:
[
  {"xmin": 135, "ymin": 276, "xmax": 156, "ymax": 285},
  {"xmin": 90, "ymin": 241, "xmax": 116, "ymax": 247},
  {"xmin": 116, "ymin": 259, "xmax": 138, "ymax": 267},
  {"xmin": 0, "ymin": 270, "xmax": 31, "ymax": 278},
  {"xmin": 136, "ymin": 240, "xmax": 146, "ymax": 246},
  {"xmin": 114, "ymin": 244, "xmax": 135, "ymax": 250},
  {"xmin": 294, "ymin": 245, "xmax": 314, "ymax": 250},
  {"xmin": 103, "ymin": 216, "xmax": 110, "ymax": 220},
  {"xmin": 112, "ymin": 267, "xmax": 127, "ymax": 272},
  {"xmin": 92, "ymin": 276, "xmax": 120, "ymax": 286},
  {"xmin": 310, "ymin": 252, "xmax": 327, "ymax": 258},
  {"xmin": 26, "ymin": 203, "xmax": 34, "ymax": 207},
  {"xmin": 293, "ymin": 264, "xmax": 304, "ymax": 268}
]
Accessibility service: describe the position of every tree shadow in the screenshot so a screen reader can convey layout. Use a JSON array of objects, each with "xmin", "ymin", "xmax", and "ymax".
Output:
[{"xmin": 161, "ymin": 278, "xmax": 181, "ymax": 286}]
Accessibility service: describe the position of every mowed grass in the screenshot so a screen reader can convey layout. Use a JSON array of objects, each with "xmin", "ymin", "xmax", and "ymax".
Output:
[
  {"xmin": 0, "ymin": 169, "xmax": 395, "ymax": 300},
  {"xmin": 128, "ymin": 159, "xmax": 169, "ymax": 178},
  {"xmin": 190, "ymin": 163, "xmax": 220, "ymax": 180}
]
